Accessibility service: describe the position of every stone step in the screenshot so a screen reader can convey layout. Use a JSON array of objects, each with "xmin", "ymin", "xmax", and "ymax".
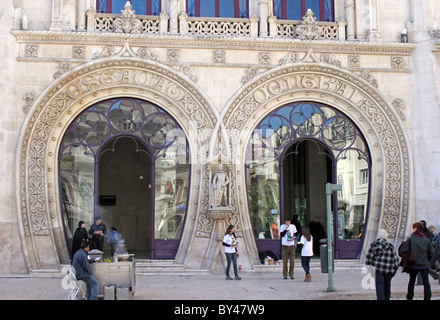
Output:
[
  {"xmin": 134, "ymin": 259, "xmax": 210, "ymax": 275},
  {"xmin": 252, "ymin": 259, "xmax": 363, "ymax": 273}
]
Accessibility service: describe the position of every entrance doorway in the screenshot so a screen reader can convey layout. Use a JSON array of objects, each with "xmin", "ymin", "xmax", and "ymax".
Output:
[
  {"xmin": 282, "ymin": 140, "xmax": 332, "ymax": 256},
  {"xmin": 97, "ymin": 136, "xmax": 152, "ymax": 257},
  {"xmin": 246, "ymin": 102, "xmax": 371, "ymax": 260}
]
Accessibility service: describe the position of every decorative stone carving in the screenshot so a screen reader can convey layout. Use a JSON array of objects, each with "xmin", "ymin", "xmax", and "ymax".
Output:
[
  {"xmin": 258, "ymin": 52, "xmax": 271, "ymax": 64},
  {"xmin": 180, "ymin": 64, "xmax": 198, "ymax": 82},
  {"xmin": 113, "ymin": 1, "xmax": 142, "ymax": 34},
  {"xmin": 296, "ymin": 9, "xmax": 323, "ymax": 40},
  {"xmin": 279, "ymin": 52, "xmax": 299, "ymax": 65},
  {"xmin": 23, "ymin": 90, "xmax": 37, "ymax": 113},
  {"xmin": 72, "ymin": 46, "xmax": 85, "ymax": 59},
  {"xmin": 360, "ymin": 70, "xmax": 378, "ymax": 88},
  {"xmin": 242, "ymin": 66, "xmax": 260, "ymax": 84},
  {"xmin": 349, "ymin": 55, "xmax": 360, "ymax": 68},
  {"xmin": 93, "ymin": 43, "xmax": 158, "ymax": 61},
  {"xmin": 320, "ymin": 53, "xmax": 341, "ymax": 67},
  {"xmin": 24, "ymin": 44, "xmax": 38, "ymax": 57},
  {"xmin": 391, "ymin": 56, "xmax": 405, "ymax": 69},
  {"xmin": 209, "ymin": 164, "xmax": 230, "ymax": 208},
  {"xmin": 168, "ymin": 49, "xmax": 179, "ymax": 62},
  {"xmin": 54, "ymin": 61, "xmax": 71, "ymax": 79},
  {"xmin": 213, "ymin": 50, "xmax": 226, "ymax": 63},
  {"xmin": 392, "ymin": 98, "xmax": 407, "ymax": 121}
]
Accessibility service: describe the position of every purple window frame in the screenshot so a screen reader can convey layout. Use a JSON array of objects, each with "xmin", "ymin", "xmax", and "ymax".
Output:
[
  {"xmin": 273, "ymin": 0, "xmax": 335, "ymax": 22},
  {"xmin": 186, "ymin": 0, "xmax": 249, "ymax": 18}
]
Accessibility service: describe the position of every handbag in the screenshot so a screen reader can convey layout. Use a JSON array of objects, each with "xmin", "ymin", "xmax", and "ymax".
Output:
[{"xmin": 398, "ymin": 238, "xmax": 415, "ymax": 273}]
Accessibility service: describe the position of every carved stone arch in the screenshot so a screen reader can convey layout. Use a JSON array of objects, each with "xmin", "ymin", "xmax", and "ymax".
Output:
[
  {"xmin": 16, "ymin": 57, "xmax": 219, "ymax": 271},
  {"xmin": 222, "ymin": 62, "xmax": 411, "ymax": 261}
]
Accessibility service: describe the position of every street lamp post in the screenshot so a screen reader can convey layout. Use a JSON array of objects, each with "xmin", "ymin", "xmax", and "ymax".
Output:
[{"xmin": 325, "ymin": 183, "xmax": 342, "ymax": 292}]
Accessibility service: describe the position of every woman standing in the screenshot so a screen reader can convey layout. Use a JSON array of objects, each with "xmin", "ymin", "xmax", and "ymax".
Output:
[
  {"xmin": 222, "ymin": 225, "xmax": 242, "ymax": 280},
  {"xmin": 400, "ymin": 222, "xmax": 435, "ymax": 300},
  {"xmin": 71, "ymin": 220, "xmax": 88, "ymax": 258},
  {"xmin": 298, "ymin": 225, "xmax": 313, "ymax": 282}
]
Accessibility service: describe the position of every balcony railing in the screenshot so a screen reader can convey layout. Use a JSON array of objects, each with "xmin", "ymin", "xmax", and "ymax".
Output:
[{"xmin": 86, "ymin": 4, "xmax": 345, "ymax": 40}]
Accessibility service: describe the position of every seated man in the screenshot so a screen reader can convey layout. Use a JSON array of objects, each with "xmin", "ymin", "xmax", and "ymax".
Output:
[{"xmin": 72, "ymin": 240, "xmax": 99, "ymax": 300}]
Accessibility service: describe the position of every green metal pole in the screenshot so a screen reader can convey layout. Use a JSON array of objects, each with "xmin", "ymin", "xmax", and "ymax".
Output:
[{"xmin": 325, "ymin": 183, "xmax": 341, "ymax": 292}]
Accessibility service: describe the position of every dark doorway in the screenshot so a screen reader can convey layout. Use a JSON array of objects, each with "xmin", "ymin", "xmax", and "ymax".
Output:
[{"xmin": 97, "ymin": 136, "xmax": 152, "ymax": 257}]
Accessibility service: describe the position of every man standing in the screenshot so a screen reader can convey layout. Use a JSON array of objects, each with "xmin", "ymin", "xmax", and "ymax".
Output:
[
  {"xmin": 89, "ymin": 216, "xmax": 106, "ymax": 251},
  {"xmin": 280, "ymin": 218, "xmax": 297, "ymax": 279},
  {"xmin": 72, "ymin": 240, "xmax": 99, "ymax": 300}
]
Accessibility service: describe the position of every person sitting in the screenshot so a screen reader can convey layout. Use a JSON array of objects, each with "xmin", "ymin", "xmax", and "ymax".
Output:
[{"xmin": 72, "ymin": 240, "xmax": 99, "ymax": 300}]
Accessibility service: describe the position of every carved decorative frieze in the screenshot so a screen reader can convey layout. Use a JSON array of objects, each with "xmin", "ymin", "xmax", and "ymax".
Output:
[
  {"xmin": 23, "ymin": 90, "xmax": 37, "ymax": 114},
  {"xmin": 391, "ymin": 56, "xmax": 405, "ymax": 69},
  {"xmin": 54, "ymin": 61, "xmax": 71, "ymax": 78},
  {"xmin": 392, "ymin": 98, "xmax": 407, "ymax": 121},
  {"xmin": 296, "ymin": 9, "xmax": 323, "ymax": 40},
  {"xmin": 24, "ymin": 44, "xmax": 38, "ymax": 57},
  {"xmin": 348, "ymin": 55, "xmax": 360, "ymax": 68}
]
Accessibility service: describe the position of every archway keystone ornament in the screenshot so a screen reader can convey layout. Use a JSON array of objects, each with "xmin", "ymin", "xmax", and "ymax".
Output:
[
  {"xmin": 222, "ymin": 62, "xmax": 411, "ymax": 260},
  {"xmin": 17, "ymin": 57, "xmax": 217, "ymax": 270}
]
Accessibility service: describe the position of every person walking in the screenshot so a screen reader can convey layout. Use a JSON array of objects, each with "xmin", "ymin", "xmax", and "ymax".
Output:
[
  {"xmin": 222, "ymin": 225, "xmax": 241, "ymax": 280},
  {"xmin": 298, "ymin": 225, "xmax": 313, "ymax": 282},
  {"xmin": 399, "ymin": 222, "xmax": 435, "ymax": 300},
  {"xmin": 280, "ymin": 218, "xmax": 297, "ymax": 279},
  {"xmin": 365, "ymin": 229, "xmax": 400, "ymax": 300}
]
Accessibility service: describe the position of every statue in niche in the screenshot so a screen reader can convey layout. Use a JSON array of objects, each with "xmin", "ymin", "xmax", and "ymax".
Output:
[{"xmin": 209, "ymin": 164, "xmax": 230, "ymax": 208}]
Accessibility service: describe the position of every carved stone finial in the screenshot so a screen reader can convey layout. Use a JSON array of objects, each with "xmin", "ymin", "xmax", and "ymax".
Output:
[
  {"xmin": 296, "ymin": 9, "xmax": 323, "ymax": 40},
  {"xmin": 114, "ymin": 1, "xmax": 142, "ymax": 33}
]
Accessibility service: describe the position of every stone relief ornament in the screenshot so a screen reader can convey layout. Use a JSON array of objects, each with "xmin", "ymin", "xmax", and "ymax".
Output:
[
  {"xmin": 296, "ymin": 9, "xmax": 323, "ymax": 40},
  {"xmin": 392, "ymin": 98, "xmax": 407, "ymax": 121},
  {"xmin": 93, "ymin": 43, "xmax": 158, "ymax": 61},
  {"xmin": 23, "ymin": 90, "xmax": 37, "ymax": 113},
  {"xmin": 242, "ymin": 66, "xmax": 260, "ymax": 84},
  {"xmin": 114, "ymin": 1, "xmax": 142, "ymax": 33},
  {"xmin": 180, "ymin": 64, "xmax": 198, "ymax": 82},
  {"xmin": 54, "ymin": 61, "xmax": 71, "ymax": 79}
]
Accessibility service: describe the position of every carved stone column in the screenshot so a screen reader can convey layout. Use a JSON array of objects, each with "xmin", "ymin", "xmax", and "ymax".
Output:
[
  {"xmin": 345, "ymin": 0, "xmax": 355, "ymax": 40},
  {"xmin": 258, "ymin": 0, "xmax": 268, "ymax": 37},
  {"xmin": 77, "ymin": 0, "xmax": 87, "ymax": 31},
  {"xmin": 368, "ymin": 0, "xmax": 382, "ymax": 42},
  {"xmin": 169, "ymin": 0, "xmax": 179, "ymax": 34},
  {"xmin": 49, "ymin": 0, "xmax": 63, "ymax": 31}
]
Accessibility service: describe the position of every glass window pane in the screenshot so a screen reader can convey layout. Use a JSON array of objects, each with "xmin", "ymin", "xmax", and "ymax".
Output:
[
  {"xmin": 336, "ymin": 150, "xmax": 369, "ymax": 240},
  {"xmin": 239, "ymin": 0, "xmax": 248, "ymax": 18},
  {"xmin": 219, "ymin": 0, "xmax": 235, "ymax": 18},
  {"xmin": 187, "ymin": 0, "xmax": 196, "ymax": 16},
  {"xmin": 131, "ymin": 0, "xmax": 147, "ymax": 15},
  {"xmin": 155, "ymin": 153, "xmax": 189, "ymax": 239},
  {"xmin": 200, "ymin": 0, "xmax": 216, "ymax": 17},
  {"xmin": 286, "ymin": 0, "xmax": 302, "ymax": 20},
  {"xmin": 304, "ymin": 0, "xmax": 321, "ymax": 21},
  {"xmin": 60, "ymin": 147, "xmax": 95, "ymax": 240},
  {"xmin": 324, "ymin": 0, "xmax": 333, "ymax": 21},
  {"xmin": 112, "ymin": 0, "xmax": 127, "ymax": 13}
]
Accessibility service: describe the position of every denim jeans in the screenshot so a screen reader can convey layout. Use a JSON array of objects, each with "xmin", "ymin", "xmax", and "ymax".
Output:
[
  {"xmin": 301, "ymin": 256, "xmax": 311, "ymax": 275},
  {"xmin": 81, "ymin": 275, "xmax": 98, "ymax": 300},
  {"xmin": 375, "ymin": 271, "xmax": 393, "ymax": 300},
  {"xmin": 225, "ymin": 252, "xmax": 238, "ymax": 277}
]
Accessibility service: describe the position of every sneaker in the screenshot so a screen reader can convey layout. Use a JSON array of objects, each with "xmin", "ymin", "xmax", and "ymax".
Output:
[
  {"xmin": 234, "ymin": 276, "xmax": 242, "ymax": 280},
  {"xmin": 225, "ymin": 276, "xmax": 233, "ymax": 280}
]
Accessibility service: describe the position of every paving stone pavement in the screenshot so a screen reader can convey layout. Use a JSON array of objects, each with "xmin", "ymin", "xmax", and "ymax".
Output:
[{"xmin": 0, "ymin": 263, "xmax": 439, "ymax": 301}]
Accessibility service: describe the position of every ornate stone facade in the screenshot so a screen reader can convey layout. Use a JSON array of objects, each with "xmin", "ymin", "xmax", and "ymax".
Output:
[{"xmin": 1, "ymin": 0, "xmax": 439, "ymax": 274}]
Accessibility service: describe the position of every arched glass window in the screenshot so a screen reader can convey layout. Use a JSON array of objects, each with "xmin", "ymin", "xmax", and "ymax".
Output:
[
  {"xmin": 96, "ymin": 0, "xmax": 161, "ymax": 15},
  {"xmin": 187, "ymin": 0, "xmax": 248, "ymax": 18},
  {"xmin": 246, "ymin": 102, "xmax": 370, "ymax": 258},
  {"xmin": 59, "ymin": 98, "xmax": 189, "ymax": 258},
  {"xmin": 273, "ymin": 0, "xmax": 334, "ymax": 22}
]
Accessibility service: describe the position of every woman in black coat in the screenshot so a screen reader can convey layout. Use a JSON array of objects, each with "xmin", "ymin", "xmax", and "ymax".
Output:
[{"xmin": 71, "ymin": 221, "xmax": 89, "ymax": 258}]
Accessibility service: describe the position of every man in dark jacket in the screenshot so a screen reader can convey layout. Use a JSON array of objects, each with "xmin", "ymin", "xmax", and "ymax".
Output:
[
  {"xmin": 365, "ymin": 229, "xmax": 399, "ymax": 300},
  {"xmin": 400, "ymin": 222, "xmax": 435, "ymax": 300},
  {"xmin": 72, "ymin": 240, "xmax": 98, "ymax": 300},
  {"xmin": 89, "ymin": 216, "xmax": 106, "ymax": 251}
]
